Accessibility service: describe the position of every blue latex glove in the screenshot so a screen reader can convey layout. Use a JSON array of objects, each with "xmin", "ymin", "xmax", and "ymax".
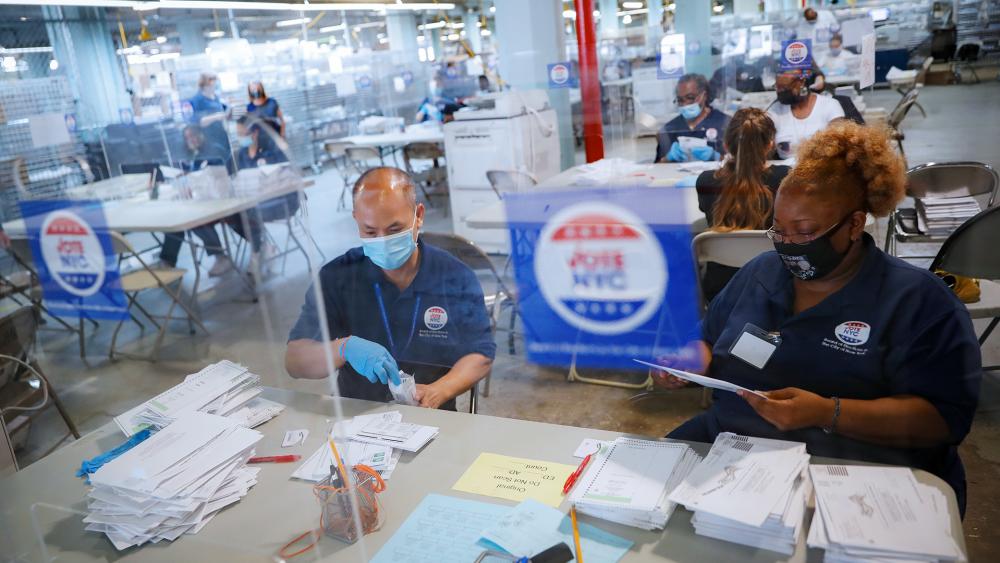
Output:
[
  {"xmin": 343, "ymin": 336, "xmax": 401, "ymax": 385},
  {"xmin": 666, "ymin": 141, "xmax": 688, "ymax": 162},
  {"xmin": 691, "ymin": 146, "xmax": 720, "ymax": 161},
  {"xmin": 76, "ymin": 428, "xmax": 154, "ymax": 483}
]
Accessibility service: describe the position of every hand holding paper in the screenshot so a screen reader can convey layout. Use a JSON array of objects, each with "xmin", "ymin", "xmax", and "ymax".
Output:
[
  {"xmin": 633, "ymin": 359, "xmax": 766, "ymax": 398},
  {"xmin": 739, "ymin": 387, "xmax": 834, "ymax": 432}
]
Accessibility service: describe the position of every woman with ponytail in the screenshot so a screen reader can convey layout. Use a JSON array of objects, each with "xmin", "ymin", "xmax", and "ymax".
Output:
[{"xmin": 695, "ymin": 108, "xmax": 790, "ymax": 300}]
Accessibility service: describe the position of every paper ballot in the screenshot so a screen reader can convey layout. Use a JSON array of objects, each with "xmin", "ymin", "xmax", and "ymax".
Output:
[
  {"xmin": 808, "ymin": 465, "xmax": 965, "ymax": 562},
  {"xmin": 293, "ymin": 412, "xmax": 407, "ymax": 482},
  {"xmin": 569, "ymin": 437, "xmax": 701, "ymax": 530},
  {"xmin": 113, "ymin": 360, "xmax": 278, "ymax": 436},
  {"xmin": 85, "ymin": 412, "xmax": 262, "ymax": 550},
  {"xmin": 633, "ymin": 359, "xmax": 767, "ymax": 398}
]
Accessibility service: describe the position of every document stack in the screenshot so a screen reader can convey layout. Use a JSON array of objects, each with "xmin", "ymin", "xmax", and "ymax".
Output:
[
  {"xmin": 916, "ymin": 196, "xmax": 981, "ymax": 236},
  {"xmin": 292, "ymin": 411, "xmax": 438, "ymax": 482},
  {"xmin": 84, "ymin": 412, "xmax": 263, "ymax": 550},
  {"xmin": 568, "ymin": 437, "xmax": 701, "ymax": 530},
  {"xmin": 808, "ymin": 465, "xmax": 966, "ymax": 562},
  {"xmin": 114, "ymin": 360, "xmax": 282, "ymax": 436},
  {"xmin": 669, "ymin": 433, "xmax": 811, "ymax": 555}
]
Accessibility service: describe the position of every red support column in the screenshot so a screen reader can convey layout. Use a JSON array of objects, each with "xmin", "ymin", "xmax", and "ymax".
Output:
[{"xmin": 573, "ymin": 0, "xmax": 604, "ymax": 163}]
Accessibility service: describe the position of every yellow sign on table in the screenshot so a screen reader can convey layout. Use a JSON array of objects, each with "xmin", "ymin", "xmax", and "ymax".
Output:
[{"xmin": 452, "ymin": 452, "xmax": 577, "ymax": 507}]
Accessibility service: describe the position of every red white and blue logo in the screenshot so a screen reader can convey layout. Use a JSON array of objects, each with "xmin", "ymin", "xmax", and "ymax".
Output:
[
  {"xmin": 834, "ymin": 321, "xmax": 871, "ymax": 346},
  {"xmin": 39, "ymin": 210, "xmax": 105, "ymax": 297},
  {"xmin": 534, "ymin": 203, "xmax": 667, "ymax": 335},
  {"xmin": 424, "ymin": 306, "xmax": 448, "ymax": 331}
]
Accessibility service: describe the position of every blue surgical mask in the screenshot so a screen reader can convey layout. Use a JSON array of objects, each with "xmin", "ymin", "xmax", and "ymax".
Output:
[
  {"xmin": 830, "ymin": 48, "xmax": 842, "ymax": 56},
  {"xmin": 239, "ymin": 136, "xmax": 252, "ymax": 148},
  {"xmin": 679, "ymin": 102, "xmax": 702, "ymax": 121},
  {"xmin": 362, "ymin": 213, "xmax": 418, "ymax": 270}
]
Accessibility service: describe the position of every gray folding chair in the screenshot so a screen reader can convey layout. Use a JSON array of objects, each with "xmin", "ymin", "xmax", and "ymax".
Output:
[
  {"xmin": 324, "ymin": 141, "xmax": 357, "ymax": 212},
  {"xmin": 886, "ymin": 88, "xmax": 922, "ymax": 159},
  {"xmin": 419, "ymin": 231, "xmax": 517, "ymax": 398},
  {"xmin": 402, "ymin": 142, "xmax": 448, "ymax": 208},
  {"xmin": 929, "ymin": 205, "xmax": 1000, "ymax": 371},
  {"xmin": 631, "ymin": 230, "xmax": 773, "ymax": 407},
  {"xmin": 108, "ymin": 231, "xmax": 209, "ymax": 362},
  {"xmin": 485, "ymin": 170, "xmax": 538, "ymax": 201},
  {"xmin": 886, "ymin": 162, "xmax": 999, "ymax": 257}
]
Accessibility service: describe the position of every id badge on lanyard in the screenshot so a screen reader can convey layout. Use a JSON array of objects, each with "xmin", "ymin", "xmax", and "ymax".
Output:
[{"xmin": 728, "ymin": 322, "xmax": 781, "ymax": 369}]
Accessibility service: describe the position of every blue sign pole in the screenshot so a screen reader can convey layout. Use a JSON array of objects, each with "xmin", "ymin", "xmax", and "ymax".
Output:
[{"xmin": 18, "ymin": 200, "xmax": 129, "ymax": 320}]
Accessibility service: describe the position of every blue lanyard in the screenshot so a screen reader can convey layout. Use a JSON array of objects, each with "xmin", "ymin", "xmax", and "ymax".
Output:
[{"xmin": 373, "ymin": 283, "xmax": 421, "ymax": 357}]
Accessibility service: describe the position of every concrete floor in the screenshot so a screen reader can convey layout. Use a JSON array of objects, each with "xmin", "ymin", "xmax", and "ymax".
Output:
[{"xmin": 5, "ymin": 81, "xmax": 1000, "ymax": 561}]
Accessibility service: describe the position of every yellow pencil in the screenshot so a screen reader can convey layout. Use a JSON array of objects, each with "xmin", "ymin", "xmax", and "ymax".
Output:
[
  {"xmin": 570, "ymin": 505, "xmax": 583, "ymax": 563},
  {"xmin": 329, "ymin": 437, "xmax": 349, "ymax": 485}
]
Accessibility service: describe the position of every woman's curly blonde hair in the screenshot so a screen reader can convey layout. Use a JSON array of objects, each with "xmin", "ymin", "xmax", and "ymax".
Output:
[{"xmin": 779, "ymin": 120, "xmax": 907, "ymax": 217}]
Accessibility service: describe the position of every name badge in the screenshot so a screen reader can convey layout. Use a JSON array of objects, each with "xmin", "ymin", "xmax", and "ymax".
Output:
[{"xmin": 729, "ymin": 323, "xmax": 781, "ymax": 369}]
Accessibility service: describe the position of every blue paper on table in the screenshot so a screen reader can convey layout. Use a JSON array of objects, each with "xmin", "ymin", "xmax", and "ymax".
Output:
[
  {"xmin": 481, "ymin": 499, "xmax": 633, "ymax": 562},
  {"xmin": 370, "ymin": 494, "xmax": 509, "ymax": 563}
]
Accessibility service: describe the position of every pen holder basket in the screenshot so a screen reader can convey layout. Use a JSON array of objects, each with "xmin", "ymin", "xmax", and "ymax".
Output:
[{"xmin": 312, "ymin": 464, "xmax": 386, "ymax": 544}]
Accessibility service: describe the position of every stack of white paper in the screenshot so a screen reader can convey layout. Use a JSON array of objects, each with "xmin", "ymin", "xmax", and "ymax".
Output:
[
  {"xmin": 669, "ymin": 433, "xmax": 811, "ymax": 555},
  {"xmin": 568, "ymin": 437, "xmax": 701, "ymax": 530},
  {"xmin": 916, "ymin": 196, "xmax": 981, "ymax": 236},
  {"xmin": 291, "ymin": 412, "xmax": 410, "ymax": 483},
  {"xmin": 84, "ymin": 412, "xmax": 263, "ymax": 550},
  {"xmin": 808, "ymin": 465, "xmax": 965, "ymax": 562},
  {"xmin": 113, "ymin": 360, "xmax": 281, "ymax": 436}
]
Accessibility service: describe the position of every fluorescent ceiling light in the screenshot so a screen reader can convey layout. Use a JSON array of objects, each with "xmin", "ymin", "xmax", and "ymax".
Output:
[
  {"xmin": 445, "ymin": 33, "xmax": 459, "ymax": 41},
  {"xmin": 354, "ymin": 21, "xmax": 385, "ymax": 30},
  {"xmin": 205, "ymin": 30, "xmax": 226, "ymax": 38},
  {"xmin": 143, "ymin": 1, "xmax": 454, "ymax": 11},
  {"xmin": 617, "ymin": 8, "xmax": 648, "ymax": 16},
  {"xmin": 276, "ymin": 17, "xmax": 310, "ymax": 27},
  {"xmin": 448, "ymin": 21, "xmax": 463, "ymax": 29},
  {"xmin": 622, "ymin": 14, "xmax": 632, "ymax": 24},
  {"xmin": 418, "ymin": 21, "xmax": 447, "ymax": 30},
  {"xmin": 480, "ymin": 28, "xmax": 491, "ymax": 37},
  {"xmin": 622, "ymin": 1, "xmax": 644, "ymax": 8},
  {"xmin": 0, "ymin": 46, "xmax": 55, "ymax": 54},
  {"xmin": 562, "ymin": 9, "xmax": 575, "ymax": 19},
  {"xmin": 319, "ymin": 24, "xmax": 346, "ymax": 33}
]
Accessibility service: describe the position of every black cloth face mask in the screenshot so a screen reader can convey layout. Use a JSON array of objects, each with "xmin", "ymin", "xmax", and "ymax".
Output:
[
  {"xmin": 772, "ymin": 213, "xmax": 856, "ymax": 281},
  {"xmin": 776, "ymin": 88, "xmax": 803, "ymax": 105}
]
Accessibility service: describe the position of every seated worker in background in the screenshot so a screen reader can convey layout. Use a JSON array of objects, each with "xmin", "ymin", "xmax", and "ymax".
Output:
[
  {"xmin": 695, "ymin": 108, "xmax": 790, "ymax": 302},
  {"xmin": 416, "ymin": 78, "xmax": 463, "ymax": 124},
  {"xmin": 156, "ymin": 125, "xmax": 234, "ymax": 276},
  {"xmin": 767, "ymin": 70, "xmax": 844, "ymax": 159},
  {"xmin": 655, "ymin": 73, "xmax": 730, "ymax": 163},
  {"xmin": 285, "ymin": 167, "xmax": 495, "ymax": 410},
  {"xmin": 662, "ymin": 122, "xmax": 981, "ymax": 514},
  {"xmin": 818, "ymin": 34, "xmax": 859, "ymax": 79}
]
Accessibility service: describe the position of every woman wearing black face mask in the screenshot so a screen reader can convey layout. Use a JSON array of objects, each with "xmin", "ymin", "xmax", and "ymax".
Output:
[
  {"xmin": 663, "ymin": 121, "xmax": 981, "ymax": 516},
  {"xmin": 246, "ymin": 80, "xmax": 286, "ymax": 138},
  {"xmin": 767, "ymin": 70, "xmax": 843, "ymax": 159}
]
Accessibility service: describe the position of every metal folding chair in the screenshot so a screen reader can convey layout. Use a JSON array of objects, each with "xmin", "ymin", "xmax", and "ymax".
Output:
[
  {"xmin": 886, "ymin": 88, "xmax": 922, "ymax": 160},
  {"xmin": 324, "ymin": 141, "xmax": 357, "ymax": 212},
  {"xmin": 419, "ymin": 231, "xmax": 516, "ymax": 398},
  {"xmin": 402, "ymin": 142, "xmax": 448, "ymax": 208},
  {"xmin": 108, "ymin": 231, "xmax": 209, "ymax": 362},
  {"xmin": 485, "ymin": 170, "xmax": 538, "ymax": 201},
  {"xmin": 885, "ymin": 162, "xmax": 999, "ymax": 257},
  {"xmin": 929, "ymin": 205, "xmax": 1000, "ymax": 371}
]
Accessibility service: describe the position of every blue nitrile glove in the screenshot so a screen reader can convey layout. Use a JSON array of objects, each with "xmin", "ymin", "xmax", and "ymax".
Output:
[
  {"xmin": 343, "ymin": 336, "xmax": 401, "ymax": 385},
  {"xmin": 691, "ymin": 146, "xmax": 720, "ymax": 161},
  {"xmin": 76, "ymin": 427, "xmax": 154, "ymax": 483},
  {"xmin": 666, "ymin": 141, "xmax": 688, "ymax": 162}
]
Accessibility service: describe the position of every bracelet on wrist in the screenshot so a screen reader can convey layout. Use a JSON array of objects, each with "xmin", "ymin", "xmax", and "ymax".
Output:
[{"xmin": 822, "ymin": 396, "xmax": 841, "ymax": 434}]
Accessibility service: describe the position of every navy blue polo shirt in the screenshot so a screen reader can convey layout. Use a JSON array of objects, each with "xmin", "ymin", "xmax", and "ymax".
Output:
[
  {"xmin": 677, "ymin": 234, "xmax": 981, "ymax": 502},
  {"xmin": 187, "ymin": 92, "xmax": 230, "ymax": 149},
  {"xmin": 654, "ymin": 108, "xmax": 730, "ymax": 162},
  {"xmin": 288, "ymin": 240, "xmax": 496, "ymax": 410}
]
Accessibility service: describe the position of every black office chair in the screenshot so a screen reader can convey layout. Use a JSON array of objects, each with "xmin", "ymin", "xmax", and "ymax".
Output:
[{"xmin": 954, "ymin": 43, "xmax": 981, "ymax": 84}]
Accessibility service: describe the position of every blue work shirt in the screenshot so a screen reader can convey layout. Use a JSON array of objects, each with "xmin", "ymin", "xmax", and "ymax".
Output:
[
  {"xmin": 654, "ymin": 108, "xmax": 730, "ymax": 163},
  {"xmin": 187, "ymin": 91, "xmax": 230, "ymax": 149},
  {"xmin": 288, "ymin": 240, "xmax": 497, "ymax": 410},
  {"xmin": 246, "ymin": 97, "xmax": 281, "ymax": 120},
  {"xmin": 674, "ymin": 234, "xmax": 981, "ymax": 506}
]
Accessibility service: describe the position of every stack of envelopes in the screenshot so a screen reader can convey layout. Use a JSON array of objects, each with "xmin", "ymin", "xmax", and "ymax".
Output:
[
  {"xmin": 808, "ymin": 464, "xmax": 965, "ymax": 562},
  {"xmin": 568, "ymin": 437, "xmax": 701, "ymax": 530},
  {"xmin": 84, "ymin": 412, "xmax": 262, "ymax": 550},
  {"xmin": 669, "ymin": 433, "xmax": 811, "ymax": 555},
  {"xmin": 113, "ymin": 360, "xmax": 281, "ymax": 436}
]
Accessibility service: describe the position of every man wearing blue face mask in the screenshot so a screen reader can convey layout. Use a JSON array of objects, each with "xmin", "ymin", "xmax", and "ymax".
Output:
[
  {"xmin": 654, "ymin": 74, "xmax": 730, "ymax": 163},
  {"xmin": 285, "ymin": 167, "xmax": 496, "ymax": 410}
]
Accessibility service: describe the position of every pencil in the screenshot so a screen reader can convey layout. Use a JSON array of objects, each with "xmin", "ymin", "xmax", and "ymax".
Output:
[
  {"xmin": 328, "ymin": 438, "xmax": 349, "ymax": 486},
  {"xmin": 570, "ymin": 505, "xmax": 583, "ymax": 563}
]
